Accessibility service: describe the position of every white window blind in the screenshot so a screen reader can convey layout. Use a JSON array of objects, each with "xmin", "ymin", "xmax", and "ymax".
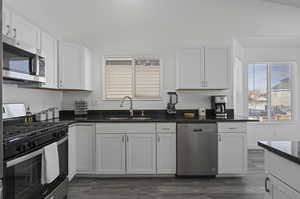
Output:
[{"xmin": 105, "ymin": 58, "xmax": 161, "ymax": 99}]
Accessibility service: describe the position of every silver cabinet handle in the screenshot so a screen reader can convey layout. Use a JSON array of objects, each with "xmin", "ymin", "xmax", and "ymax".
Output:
[
  {"xmin": 13, "ymin": 28, "xmax": 17, "ymax": 39},
  {"xmin": 162, "ymin": 128, "xmax": 170, "ymax": 130},
  {"xmin": 157, "ymin": 135, "xmax": 160, "ymax": 143},
  {"xmin": 229, "ymin": 127, "xmax": 237, "ymax": 130},
  {"xmin": 122, "ymin": 135, "xmax": 125, "ymax": 143},
  {"xmin": 126, "ymin": 135, "xmax": 129, "ymax": 143},
  {"xmin": 59, "ymin": 80, "xmax": 63, "ymax": 88},
  {"xmin": 6, "ymin": 25, "xmax": 10, "ymax": 36},
  {"xmin": 218, "ymin": 134, "xmax": 221, "ymax": 142}
]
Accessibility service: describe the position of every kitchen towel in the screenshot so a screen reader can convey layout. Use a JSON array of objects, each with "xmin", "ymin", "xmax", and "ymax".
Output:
[{"xmin": 42, "ymin": 142, "xmax": 60, "ymax": 184}]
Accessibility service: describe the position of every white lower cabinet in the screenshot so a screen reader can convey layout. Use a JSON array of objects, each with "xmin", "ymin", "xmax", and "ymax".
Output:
[
  {"xmin": 68, "ymin": 125, "xmax": 77, "ymax": 181},
  {"xmin": 157, "ymin": 133, "xmax": 176, "ymax": 174},
  {"xmin": 96, "ymin": 134, "xmax": 126, "ymax": 174},
  {"xmin": 218, "ymin": 132, "xmax": 247, "ymax": 174},
  {"xmin": 76, "ymin": 125, "xmax": 95, "ymax": 173},
  {"xmin": 266, "ymin": 175, "xmax": 300, "ymax": 199},
  {"xmin": 95, "ymin": 123, "xmax": 171, "ymax": 175},
  {"xmin": 217, "ymin": 123, "xmax": 247, "ymax": 175},
  {"xmin": 126, "ymin": 134, "xmax": 156, "ymax": 174}
]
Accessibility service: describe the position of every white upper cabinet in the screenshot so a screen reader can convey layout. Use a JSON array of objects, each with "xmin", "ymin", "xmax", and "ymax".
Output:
[
  {"xmin": 176, "ymin": 46, "xmax": 230, "ymax": 89},
  {"xmin": 3, "ymin": 5, "xmax": 41, "ymax": 50},
  {"xmin": 58, "ymin": 41, "xmax": 92, "ymax": 90},
  {"xmin": 41, "ymin": 32, "xmax": 58, "ymax": 88},
  {"xmin": 3, "ymin": 6, "xmax": 12, "ymax": 37},
  {"xmin": 176, "ymin": 48, "xmax": 204, "ymax": 89},
  {"xmin": 11, "ymin": 13, "xmax": 41, "ymax": 49},
  {"xmin": 205, "ymin": 47, "xmax": 229, "ymax": 89}
]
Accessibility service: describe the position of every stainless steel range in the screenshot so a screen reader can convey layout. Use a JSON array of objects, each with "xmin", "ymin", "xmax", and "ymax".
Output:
[{"xmin": 3, "ymin": 104, "xmax": 68, "ymax": 199}]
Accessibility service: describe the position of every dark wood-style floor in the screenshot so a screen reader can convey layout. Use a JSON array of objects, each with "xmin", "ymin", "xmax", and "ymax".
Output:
[{"xmin": 68, "ymin": 150, "xmax": 265, "ymax": 199}]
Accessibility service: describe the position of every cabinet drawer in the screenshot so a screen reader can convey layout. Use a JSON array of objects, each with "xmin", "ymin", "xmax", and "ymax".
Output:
[
  {"xmin": 156, "ymin": 123, "xmax": 176, "ymax": 133},
  {"xmin": 96, "ymin": 123, "xmax": 155, "ymax": 134},
  {"xmin": 218, "ymin": 122, "xmax": 246, "ymax": 133}
]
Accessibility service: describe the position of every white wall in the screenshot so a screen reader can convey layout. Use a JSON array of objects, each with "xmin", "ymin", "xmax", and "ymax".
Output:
[
  {"xmin": 3, "ymin": 84, "xmax": 63, "ymax": 114},
  {"xmin": 245, "ymin": 47, "xmax": 300, "ymax": 149}
]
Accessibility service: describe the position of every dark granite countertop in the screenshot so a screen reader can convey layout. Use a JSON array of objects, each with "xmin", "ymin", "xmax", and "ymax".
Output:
[
  {"xmin": 59, "ymin": 110, "xmax": 258, "ymax": 123},
  {"xmin": 258, "ymin": 141, "xmax": 300, "ymax": 166}
]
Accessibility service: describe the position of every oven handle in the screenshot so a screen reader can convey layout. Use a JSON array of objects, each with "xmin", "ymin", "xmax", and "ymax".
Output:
[
  {"xmin": 7, "ymin": 148, "xmax": 44, "ymax": 168},
  {"xmin": 6, "ymin": 137, "xmax": 68, "ymax": 168}
]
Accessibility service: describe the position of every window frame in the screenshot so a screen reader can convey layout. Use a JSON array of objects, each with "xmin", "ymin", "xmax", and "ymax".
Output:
[
  {"xmin": 102, "ymin": 56, "xmax": 163, "ymax": 101},
  {"xmin": 246, "ymin": 61, "xmax": 297, "ymax": 122}
]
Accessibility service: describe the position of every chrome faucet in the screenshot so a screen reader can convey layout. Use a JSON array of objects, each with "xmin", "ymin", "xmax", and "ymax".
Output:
[{"xmin": 120, "ymin": 96, "xmax": 134, "ymax": 117}]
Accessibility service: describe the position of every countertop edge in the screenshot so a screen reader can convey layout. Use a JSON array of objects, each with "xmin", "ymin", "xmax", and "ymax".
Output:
[{"xmin": 258, "ymin": 141, "xmax": 300, "ymax": 166}]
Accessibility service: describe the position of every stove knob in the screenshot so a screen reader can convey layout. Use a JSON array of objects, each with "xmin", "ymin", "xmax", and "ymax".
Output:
[{"xmin": 16, "ymin": 145, "xmax": 25, "ymax": 152}]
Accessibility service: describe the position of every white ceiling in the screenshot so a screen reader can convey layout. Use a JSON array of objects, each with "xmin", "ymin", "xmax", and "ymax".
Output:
[{"xmin": 5, "ymin": 0, "xmax": 300, "ymax": 48}]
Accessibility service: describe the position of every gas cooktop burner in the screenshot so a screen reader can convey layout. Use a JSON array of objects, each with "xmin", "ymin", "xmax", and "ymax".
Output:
[
  {"xmin": 3, "ymin": 121, "xmax": 68, "ymax": 160},
  {"xmin": 3, "ymin": 121, "xmax": 67, "ymax": 144}
]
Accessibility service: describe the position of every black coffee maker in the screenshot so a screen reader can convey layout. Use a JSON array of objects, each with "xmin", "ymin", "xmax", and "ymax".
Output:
[
  {"xmin": 167, "ymin": 92, "xmax": 178, "ymax": 114},
  {"xmin": 211, "ymin": 96, "xmax": 227, "ymax": 119}
]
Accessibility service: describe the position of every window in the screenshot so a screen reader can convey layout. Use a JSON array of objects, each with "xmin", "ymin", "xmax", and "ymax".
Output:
[
  {"xmin": 104, "ymin": 57, "xmax": 161, "ymax": 100},
  {"xmin": 248, "ymin": 63, "xmax": 294, "ymax": 121}
]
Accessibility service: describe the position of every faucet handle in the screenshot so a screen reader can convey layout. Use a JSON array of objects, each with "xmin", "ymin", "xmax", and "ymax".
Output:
[{"xmin": 141, "ymin": 110, "xmax": 145, "ymax": 117}]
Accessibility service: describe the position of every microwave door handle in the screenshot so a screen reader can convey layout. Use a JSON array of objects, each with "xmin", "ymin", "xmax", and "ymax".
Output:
[
  {"xmin": 35, "ymin": 56, "xmax": 40, "ymax": 76},
  {"xmin": 6, "ymin": 148, "xmax": 44, "ymax": 168}
]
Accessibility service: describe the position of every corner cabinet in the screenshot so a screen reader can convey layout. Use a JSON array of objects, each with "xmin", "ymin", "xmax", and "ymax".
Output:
[
  {"xmin": 217, "ymin": 122, "xmax": 247, "ymax": 175},
  {"xmin": 41, "ymin": 31, "xmax": 58, "ymax": 89},
  {"xmin": 176, "ymin": 46, "xmax": 230, "ymax": 90},
  {"xmin": 68, "ymin": 123, "xmax": 95, "ymax": 181},
  {"xmin": 58, "ymin": 41, "xmax": 92, "ymax": 91}
]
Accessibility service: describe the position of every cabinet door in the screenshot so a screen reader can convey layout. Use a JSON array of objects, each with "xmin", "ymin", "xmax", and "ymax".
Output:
[
  {"xmin": 126, "ymin": 134, "xmax": 156, "ymax": 174},
  {"xmin": 81, "ymin": 47, "xmax": 92, "ymax": 91},
  {"xmin": 58, "ymin": 41, "xmax": 82, "ymax": 89},
  {"xmin": 157, "ymin": 133, "xmax": 176, "ymax": 174},
  {"xmin": 3, "ymin": 6, "xmax": 11, "ymax": 37},
  {"xmin": 218, "ymin": 132, "xmax": 247, "ymax": 174},
  {"xmin": 269, "ymin": 175, "xmax": 300, "ymax": 199},
  {"xmin": 76, "ymin": 125, "xmax": 95, "ymax": 173},
  {"xmin": 41, "ymin": 32, "xmax": 58, "ymax": 88},
  {"xmin": 176, "ymin": 48, "xmax": 204, "ymax": 89},
  {"xmin": 68, "ymin": 126, "xmax": 77, "ymax": 181},
  {"xmin": 11, "ymin": 13, "xmax": 40, "ymax": 49},
  {"xmin": 205, "ymin": 47, "xmax": 229, "ymax": 89},
  {"xmin": 96, "ymin": 134, "xmax": 126, "ymax": 174}
]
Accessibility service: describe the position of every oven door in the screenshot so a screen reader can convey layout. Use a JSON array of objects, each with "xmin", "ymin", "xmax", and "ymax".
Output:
[
  {"xmin": 3, "ymin": 149, "xmax": 44, "ymax": 199},
  {"xmin": 43, "ymin": 137, "xmax": 68, "ymax": 197}
]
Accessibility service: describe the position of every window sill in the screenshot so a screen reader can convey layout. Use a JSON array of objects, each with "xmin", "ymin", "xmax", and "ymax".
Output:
[
  {"xmin": 249, "ymin": 120, "xmax": 297, "ymax": 125},
  {"xmin": 103, "ymin": 98, "xmax": 163, "ymax": 101}
]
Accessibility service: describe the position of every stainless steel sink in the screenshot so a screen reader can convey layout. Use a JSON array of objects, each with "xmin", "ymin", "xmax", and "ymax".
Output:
[{"xmin": 107, "ymin": 116, "xmax": 151, "ymax": 120}]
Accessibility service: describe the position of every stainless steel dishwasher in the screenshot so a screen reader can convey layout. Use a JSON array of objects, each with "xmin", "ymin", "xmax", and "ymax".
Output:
[{"xmin": 177, "ymin": 123, "xmax": 218, "ymax": 176}]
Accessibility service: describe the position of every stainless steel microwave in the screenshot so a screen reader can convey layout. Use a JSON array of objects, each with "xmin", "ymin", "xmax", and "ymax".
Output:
[{"xmin": 3, "ymin": 36, "xmax": 46, "ymax": 83}]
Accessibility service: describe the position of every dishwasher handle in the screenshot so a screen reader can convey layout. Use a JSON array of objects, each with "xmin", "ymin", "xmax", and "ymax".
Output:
[{"xmin": 193, "ymin": 129, "xmax": 203, "ymax": 132}]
